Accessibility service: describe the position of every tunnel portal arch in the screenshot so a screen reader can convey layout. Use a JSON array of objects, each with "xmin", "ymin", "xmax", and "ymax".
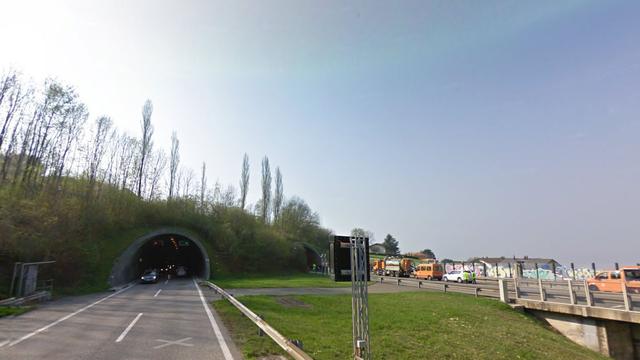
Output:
[
  {"xmin": 296, "ymin": 242, "xmax": 323, "ymax": 270},
  {"xmin": 109, "ymin": 227, "xmax": 210, "ymax": 287}
]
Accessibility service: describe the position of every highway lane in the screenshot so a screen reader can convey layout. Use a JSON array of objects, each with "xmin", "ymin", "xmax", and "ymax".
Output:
[{"xmin": 0, "ymin": 278, "xmax": 241, "ymax": 360}]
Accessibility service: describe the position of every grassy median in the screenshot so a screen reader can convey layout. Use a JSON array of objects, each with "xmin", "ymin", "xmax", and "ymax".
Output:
[
  {"xmin": 213, "ymin": 291, "xmax": 606, "ymax": 360},
  {"xmin": 210, "ymin": 273, "xmax": 352, "ymax": 289},
  {"xmin": 0, "ymin": 306, "xmax": 32, "ymax": 318}
]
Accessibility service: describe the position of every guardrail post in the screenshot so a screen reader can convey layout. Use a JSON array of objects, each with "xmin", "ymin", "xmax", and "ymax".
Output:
[
  {"xmin": 538, "ymin": 279, "xmax": 546, "ymax": 301},
  {"xmin": 622, "ymin": 281, "xmax": 632, "ymax": 311},
  {"xmin": 418, "ymin": 281, "xmax": 422, "ymax": 289},
  {"xmin": 584, "ymin": 280, "xmax": 593, "ymax": 307},
  {"xmin": 258, "ymin": 314, "xmax": 265, "ymax": 336},
  {"xmin": 567, "ymin": 280, "xmax": 576, "ymax": 305},
  {"xmin": 397, "ymin": 278, "xmax": 401, "ymax": 286},
  {"xmin": 443, "ymin": 284, "xmax": 447, "ymax": 293},
  {"xmin": 475, "ymin": 287, "xmax": 479, "ymax": 298},
  {"xmin": 499, "ymin": 279, "xmax": 509, "ymax": 303},
  {"xmin": 514, "ymin": 278, "xmax": 520, "ymax": 299}
]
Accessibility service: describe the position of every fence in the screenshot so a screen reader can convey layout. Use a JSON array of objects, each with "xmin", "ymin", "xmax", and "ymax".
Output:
[{"xmin": 373, "ymin": 274, "xmax": 639, "ymax": 313}]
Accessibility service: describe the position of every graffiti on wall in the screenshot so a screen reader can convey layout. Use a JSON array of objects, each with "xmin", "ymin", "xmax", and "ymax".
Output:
[{"xmin": 443, "ymin": 262, "xmax": 597, "ymax": 280}]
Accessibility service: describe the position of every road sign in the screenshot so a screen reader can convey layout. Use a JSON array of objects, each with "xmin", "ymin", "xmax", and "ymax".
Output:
[{"xmin": 329, "ymin": 235, "xmax": 370, "ymax": 282}]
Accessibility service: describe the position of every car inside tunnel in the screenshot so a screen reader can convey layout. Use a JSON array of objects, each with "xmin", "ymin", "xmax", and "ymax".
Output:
[
  {"xmin": 135, "ymin": 234, "xmax": 205, "ymax": 278},
  {"xmin": 108, "ymin": 230, "xmax": 210, "ymax": 287}
]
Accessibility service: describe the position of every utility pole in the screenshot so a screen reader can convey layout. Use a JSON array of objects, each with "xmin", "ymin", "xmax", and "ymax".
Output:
[{"xmin": 350, "ymin": 236, "xmax": 371, "ymax": 360}]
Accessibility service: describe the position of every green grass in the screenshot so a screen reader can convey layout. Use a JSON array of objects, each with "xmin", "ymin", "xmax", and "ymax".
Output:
[
  {"xmin": 213, "ymin": 292, "xmax": 606, "ymax": 360},
  {"xmin": 0, "ymin": 306, "xmax": 33, "ymax": 318},
  {"xmin": 210, "ymin": 272, "xmax": 353, "ymax": 289}
]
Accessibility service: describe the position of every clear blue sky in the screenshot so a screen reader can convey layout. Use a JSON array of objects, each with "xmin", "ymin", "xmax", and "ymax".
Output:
[{"xmin": 1, "ymin": 1, "xmax": 639, "ymax": 266}]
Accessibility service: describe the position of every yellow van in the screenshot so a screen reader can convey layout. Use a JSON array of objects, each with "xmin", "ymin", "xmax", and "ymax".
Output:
[{"xmin": 414, "ymin": 263, "xmax": 443, "ymax": 281}]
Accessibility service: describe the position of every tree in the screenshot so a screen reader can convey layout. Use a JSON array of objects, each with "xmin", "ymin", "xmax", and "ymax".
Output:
[
  {"xmin": 199, "ymin": 162, "xmax": 207, "ymax": 210},
  {"xmin": 239, "ymin": 153, "xmax": 249, "ymax": 210},
  {"xmin": 147, "ymin": 149, "xmax": 167, "ymax": 199},
  {"xmin": 169, "ymin": 131, "xmax": 179, "ymax": 199},
  {"xmin": 272, "ymin": 166, "xmax": 283, "ymax": 222},
  {"xmin": 421, "ymin": 249, "xmax": 436, "ymax": 259},
  {"xmin": 260, "ymin": 156, "xmax": 272, "ymax": 222},
  {"xmin": 279, "ymin": 196, "xmax": 320, "ymax": 238},
  {"xmin": 86, "ymin": 116, "xmax": 113, "ymax": 196},
  {"xmin": 183, "ymin": 168, "xmax": 195, "ymax": 199},
  {"xmin": 351, "ymin": 228, "xmax": 374, "ymax": 241},
  {"xmin": 383, "ymin": 234, "xmax": 400, "ymax": 255},
  {"xmin": 136, "ymin": 100, "xmax": 153, "ymax": 198}
]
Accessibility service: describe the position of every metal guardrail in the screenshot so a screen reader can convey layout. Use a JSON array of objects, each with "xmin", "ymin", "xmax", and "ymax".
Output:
[
  {"xmin": 0, "ymin": 290, "xmax": 51, "ymax": 306},
  {"xmin": 203, "ymin": 281, "xmax": 313, "ymax": 360},
  {"xmin": 373, "ymin": 274, "xmax": 640, "ymax": 314}
]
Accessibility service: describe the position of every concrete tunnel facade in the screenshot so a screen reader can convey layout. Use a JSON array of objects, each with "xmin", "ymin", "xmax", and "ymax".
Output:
[{"xmin": 108, "ymin": 227, "xmax": 210, "ymax": 287}]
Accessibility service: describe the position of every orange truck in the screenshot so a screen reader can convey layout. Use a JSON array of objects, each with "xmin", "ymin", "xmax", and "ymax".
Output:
[
  {"xmin": 586, "ymin": 266, "xmax": 640, "ymax": 294},
  {"xmin": 372, "ymin": 259, "xmax": 385, "ymax": 275},
  {"xmin": 384, "ymin": 258, "xmax": 414, "ymax": 277},
  {"xmin": 414, "ymin": 263, "xmax": 444, "ymax": 281}
]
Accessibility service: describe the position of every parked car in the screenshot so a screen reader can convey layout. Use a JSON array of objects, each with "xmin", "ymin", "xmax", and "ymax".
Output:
[
  {"xmin": 443, "ymin": 270, "xmax": 464, "ymax": 282},
  {"xmin": 414, "ymin": 263, "xmax": 443, "ymax": 281},
  {"xmin": 587, "ymin": 266, "xmax": 640, "ymax": 294},
  {"xmin": 140, "ymin": 270, "xmax": 158, "ymax": 284},
  {"xmin": 443, "ymin": 270, "xmax": 474, "ymax": 283}
]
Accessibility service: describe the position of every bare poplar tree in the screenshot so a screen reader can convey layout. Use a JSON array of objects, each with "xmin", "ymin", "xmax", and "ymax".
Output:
[
  {"xmin": 175, "ymin": 167, "xmax": 184, "ymax": 198},
  {"xmin": 136, "ymin": 100, "xmax": 153, "ymax": 198},
  {"xmin": 239, "ymin": 153, "xmax": 250, "ymax": 209},
  {"xmin": 200, "ymin": 162, "xmax": 207, "ymax": 210},
  {"xmin": 0, "ymin": 72, "xmax": 32, "ymax": 182},
  {"xmin": 87, "ymin": 116, "xmax": 113, "ymax": 195},
  {"xmin": 273, "ymin": 166, "xmax": 283, "ymax": 222},
  {"xmin": 147, "ymin": 149, "xmax": 167, "ymax": 199},
  {"xmin": 0, "ymin": 71, "xmax": 24, "ymax": 151},
  {"xmin": 260, "ymin": 156, "xmax": 272, "ymax": 223},
  {"xmin": 221, "ymin": 184, "xmax": 236, "ymax": 207},
  {"xmin": 169, "ymin": 131, "xmax": 179, "ymax": 199},
  {"xmin": 183, "ymin": 168, "xmax": 195, "ymax": 199},
  {"xmin": 118, "ymin": 135, "xmax": 137, "ymax": 191},
  {"xmin": 102, "ymin": 127, "xmax": 118, "ymax": 185}
]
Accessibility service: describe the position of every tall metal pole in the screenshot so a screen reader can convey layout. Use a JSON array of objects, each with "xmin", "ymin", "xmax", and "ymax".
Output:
[{"xmin": 350, "ymin": 236, "xmax": 370, "ymax": 360}]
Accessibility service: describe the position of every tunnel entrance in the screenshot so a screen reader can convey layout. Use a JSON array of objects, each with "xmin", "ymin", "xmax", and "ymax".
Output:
[
  {"xmin": 136, "ymin": 234, "xmax": 205, "ymax": 278},
  {"xmin": 108, "ymin": 228, "xmax": 210, "ymax": 287}
]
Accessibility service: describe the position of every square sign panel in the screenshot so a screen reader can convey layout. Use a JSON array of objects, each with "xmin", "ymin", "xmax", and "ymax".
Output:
[{"xmin": 329, "ymin": 235, "xmax": 370, "ymax": 282}]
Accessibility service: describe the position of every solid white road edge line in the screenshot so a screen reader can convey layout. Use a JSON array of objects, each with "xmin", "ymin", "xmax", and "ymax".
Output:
[
  {"xmin": 115, "ymin": 312, "xmax": 143, "ymax": 343},
  {"xmin": 0, "ymin": 339, "xmax": 9, "ymax": 348},
  {"xmin": 193, "ymin": 278, "xmax": 234, "ymax": 360},
  {"xmin": 154, "ymin": 289, "xmax": 162, "ymax": 297},
  {"xmin": 8, "ymin": 283, "xmax": 135, "ymax": 347}
]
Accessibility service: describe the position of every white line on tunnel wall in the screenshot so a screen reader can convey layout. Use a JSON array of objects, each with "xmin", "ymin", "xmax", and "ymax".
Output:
[
  {"xmin": 116, "ymin": 313, "xmax": 143, "ymax": 343},
  {"xmin": 8, "ymin": 284, "xmax": 135, "ymax": 347},
  {"xmin": 193, "ymin": 278, "xmax": 234, "ymax": 360},
  {"xmin": 154, "ymin": 289, "xmax": 162, "ymax": 297}
]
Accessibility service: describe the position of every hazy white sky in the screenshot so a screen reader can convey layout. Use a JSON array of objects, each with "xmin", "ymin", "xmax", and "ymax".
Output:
[{"xmin": 1, "ymin": 0, "xmax": 639, "ymax": 267}]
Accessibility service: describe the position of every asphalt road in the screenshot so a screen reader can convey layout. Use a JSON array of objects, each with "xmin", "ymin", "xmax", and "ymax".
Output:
[{"xmin": 0, "ymin": 278, "xmax": 241, "ymax": 360}]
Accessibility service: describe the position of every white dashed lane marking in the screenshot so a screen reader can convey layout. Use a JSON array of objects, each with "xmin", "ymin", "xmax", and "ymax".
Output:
[{"xmin": 115, "ymin": 313, "xmax": 143, "ymax": 343}]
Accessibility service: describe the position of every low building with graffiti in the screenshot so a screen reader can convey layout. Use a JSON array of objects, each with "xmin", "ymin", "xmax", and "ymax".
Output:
[{"xmin": 442, "ymin": 256, "xmax": 598, "ymax": 280}]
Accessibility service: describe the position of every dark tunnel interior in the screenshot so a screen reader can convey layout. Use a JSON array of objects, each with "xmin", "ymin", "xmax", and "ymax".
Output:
[{"xmin": 135, "ymin": 234, "xmax": 205, "ymax": 278}]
